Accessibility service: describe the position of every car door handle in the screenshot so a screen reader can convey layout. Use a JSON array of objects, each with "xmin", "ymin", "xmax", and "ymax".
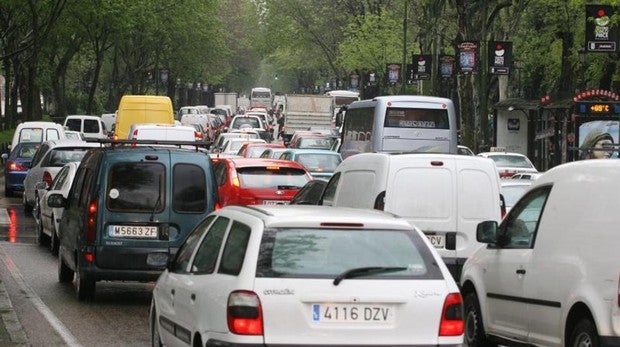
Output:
[{"xmin": 516, "ymin": 269, "xmax": 526, "ymax": 275}]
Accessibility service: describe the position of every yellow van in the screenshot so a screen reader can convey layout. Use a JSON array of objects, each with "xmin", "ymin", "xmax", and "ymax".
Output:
[{"xmin": 114, "ymin": 95, "xmax": 174, "ymax": 139}]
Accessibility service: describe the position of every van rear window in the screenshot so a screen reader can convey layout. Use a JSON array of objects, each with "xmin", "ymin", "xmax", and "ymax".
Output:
[
  {"xmin": 19, "ymin": 128, "xmax": 43, "ymax": 143},
  {"xmin": 107, "ymin": 163, "xmax": 165, "ymax": 212},
  {"xmin": 65, "ymin": 119, "xmax": 82, "ymax": 132},
  {"xmin": 173, "ymin": 164, "xmax": 207, "ymax": 213}
]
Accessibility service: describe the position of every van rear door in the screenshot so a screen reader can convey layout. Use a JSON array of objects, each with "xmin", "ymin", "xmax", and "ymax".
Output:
[{"xmin": 384, "ymin": 156, "xmax": 458, "ymax": 257}]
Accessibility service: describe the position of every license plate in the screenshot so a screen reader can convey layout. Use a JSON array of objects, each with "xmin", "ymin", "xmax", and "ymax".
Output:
[
  {"xmin": 263, "ymin": 200, "xmax": 289, "ymax": 205},
  {"xmin": 312, "ymin": 304, "xmax": 394, "ymax": 323},
  {"xmin": 426, "ymin": 234, "xmax": 445, "ymax": 249},
  {"xmin": 109, "ymin": 225, "xmax": 158, "ymax": 238}
]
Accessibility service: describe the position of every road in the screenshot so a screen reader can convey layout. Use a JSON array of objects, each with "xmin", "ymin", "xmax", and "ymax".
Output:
[{"xmin": 0, "ymin": 185, "xmax": 153, "ymax": 346}]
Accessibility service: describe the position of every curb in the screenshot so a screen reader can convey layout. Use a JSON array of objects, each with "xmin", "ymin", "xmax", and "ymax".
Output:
[{"xmin": 0, "ymin": 278, "xmax": 29, "ymax": 346}]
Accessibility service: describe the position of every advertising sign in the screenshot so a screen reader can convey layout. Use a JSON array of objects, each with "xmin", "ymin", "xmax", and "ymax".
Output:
[
  {"xmin": 585, "ymin": 5, "xmax": 619, "ymax": 52},
  {"xmin": 456, "ymin": 41, "xmax": 479, "ymax": 74},
  {"xmin": 386, "ymin": 64, "xmax": 401, "ymax": 85},
  {"xmin": 439, "ymin": 55, "xmax": 455, "ymax": 78},
  {"xmin": 412, "ymin": 54, "xmax": 432, "ymax": 80},
  {"xmin": 488, "ymin": 41, "xmax": 512, "ymax": 75}
]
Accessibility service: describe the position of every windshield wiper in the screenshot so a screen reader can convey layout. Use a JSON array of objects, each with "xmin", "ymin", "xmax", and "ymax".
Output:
[
  {"xmin": 333, "ymin": 266, "xmax": 408, "ymax": 286},
  {"xmin": 150, "ymin": 193, "xmax": 162, "ymax": 222}
]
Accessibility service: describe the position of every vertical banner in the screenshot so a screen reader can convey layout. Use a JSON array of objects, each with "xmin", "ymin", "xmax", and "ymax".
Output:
[
  {"xmin": 386, "ymin": 63, "xmax": 402, "ymax": 85},
  {"xmin": 488, "ymin": 41, "xmax": 512, "ymax": 75},
  {"xmin": 586, "ymin": 5, "xmax": 618, "ymax": 52},
  {"xmin": 350, "ymin": 72, "xmax": 359, "ymax": 90},
  {"xmin": 439, "ymin": 55, "xmax": 455, "ymax": 78},
  {"xmin": 412, "ymin": 54, "xmax": 432, "ymax": 80},
  {"xmin": 456, "ymin": 41, "xmax": 479, "ymax": 74}
]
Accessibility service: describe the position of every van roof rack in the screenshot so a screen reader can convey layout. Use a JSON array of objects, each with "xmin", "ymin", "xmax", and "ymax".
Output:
[{"xmin": 91, "ymin": 138, "xmax": 211, "ymax": 150}]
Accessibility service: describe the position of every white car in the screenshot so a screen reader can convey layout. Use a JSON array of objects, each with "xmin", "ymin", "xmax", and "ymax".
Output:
[
  {"xmin": 219, "ymin": 138, "xmax": 266, "ymax": 156},
  {"xmin": 33, "ymin": 161, "xmax": 80, "ymax": 254},
  {"xmin": 151, "ymin": 205, "xmax": 464, "ymax": 346},
  {"xmin": 477, "ymin": 151, "xmax": 538, "ymax": 178},
  {"xmin": 22, "ymin": 139, "xmax": 100, "ymax": 213},
  {"xmin": 461, "ymin": 160, "xmax": 620, "ymax": 346},
  {"xmin": 500, "ymin": 179, "xmax": 533, "ymax": 214}
]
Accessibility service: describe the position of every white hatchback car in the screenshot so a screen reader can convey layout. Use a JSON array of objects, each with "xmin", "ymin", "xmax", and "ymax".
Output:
[
  {"xmin": 150, "ymin": 205, "xmax": 464, "ymax": 346},
  {"xmin": 477, "ymin": 151, "xmax": 538, "ymax": 178}
]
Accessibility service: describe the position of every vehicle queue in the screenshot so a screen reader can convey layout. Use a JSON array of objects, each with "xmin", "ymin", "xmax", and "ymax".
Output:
[{"xmin": 1, "ymin": 93, "xmax": 619, "ymax": 347}]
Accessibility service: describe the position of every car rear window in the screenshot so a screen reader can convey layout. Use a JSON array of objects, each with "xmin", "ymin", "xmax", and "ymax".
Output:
[
  {"xmin": 107, "ymin": 162, "xmax": 165, "ymax": 212},
  {"xmin": 237, "ymin": 167, "xmax": 310, "ymax": 189},
  {"xmin": 257, "ymin": 228, "xmax": 442, "ymax": 280},
  {"xmin": 232, "ymin": 117, "xmax": 260, "ymax": 129},
  {"xmin": 489, "ymin": 155, "xmax": 533, "ymax": 168},
  {"xmin": 43, "ymin": 148, "xmax": 90, "ymax": 166},
  {"xmin": 297, "ymin": 137, "xmax": 334, "ymax": 149}
]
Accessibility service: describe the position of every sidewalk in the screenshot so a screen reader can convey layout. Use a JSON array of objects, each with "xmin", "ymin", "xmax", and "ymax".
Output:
[{"xmin": 0, "ymin": 277, "xmax": 28, "ymax": 346}]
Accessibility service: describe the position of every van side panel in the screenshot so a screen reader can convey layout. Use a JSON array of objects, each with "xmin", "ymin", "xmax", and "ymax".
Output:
[{"xmin": 115, "ymin": 95, "xmax": 174, "ymax": 139}]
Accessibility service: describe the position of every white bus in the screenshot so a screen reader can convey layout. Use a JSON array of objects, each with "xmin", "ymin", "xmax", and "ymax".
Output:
[
  {"xmin": 339, "ymin": 95, "xmax": 458, "ymax": 158},
  {"xmin": 250, "ymin": 87, "xmax": 273, "ymax": 109}
]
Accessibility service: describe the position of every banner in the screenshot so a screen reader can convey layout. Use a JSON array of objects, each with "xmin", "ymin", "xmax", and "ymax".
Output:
[
  {"xmin": 488, "ymin": 41, "xmax": 512, "ymax": 75},
  {"xmin": 456, "ymin": 41, "xmax": 479, "ymax": 74},
  {"xmin": 412, "ymin": 54, "xmax": 432, "ymax": 80},
  {"xmin": 439, "ymin": 55, "xmax": 455, "ymax": 78},
  {"xmin": 386, "ymin": 63, "xmax": 402, "ymax": 85},
  {"xmin": 585, "ymin": 5, "xmax": 618, "ymax": 52}
]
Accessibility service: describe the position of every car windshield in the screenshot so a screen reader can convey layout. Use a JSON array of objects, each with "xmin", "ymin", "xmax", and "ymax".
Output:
[
  {"xmin": 256, "ymin": 228, "xmax": 442, "ymax": 279},
  {"xmin": 489, "ymin": 155, "xmax": 533, "ymax": 168},
  {"xmin": 296, "ymin": 153, "xmax": 341, "ymax": 172},
  {"xmin": 297, "ymin": 137, "xmax": 334, "ymax": 149},
  {"xmin": 237, "ymin": 167, "xmax": 310, "ymax": 189},
  {"xmin": 44, "ymin": 148, "xmax": 90, "ymax": 166}
]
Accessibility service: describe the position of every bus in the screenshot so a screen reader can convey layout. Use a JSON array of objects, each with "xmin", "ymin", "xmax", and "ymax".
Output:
[
  {"xmin": 250, "ymin": 87, "xmax": 273, "ymax": 109},
  {"xmin": 339, "ymin": 95, "xmax": 458, "ymax": 158}
]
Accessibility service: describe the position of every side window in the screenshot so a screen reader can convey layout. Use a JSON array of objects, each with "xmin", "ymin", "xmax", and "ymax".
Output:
[
  {"xmin": 321, "ymin": 172, "xmax": 340, "ymax": 206},
  {"xmin": 66, "ymin": 119, "xmax": 82, "ymax": 132},
  {"xmin": 191, "ymin": 217, "xmax": 229, "ymax": 273},
  {"xmin": 500, "ymin": 186, "xmax": 551, "ymax": 249},
  {"xmin": 171, "ymin": 215, "xmax": 216, "ymax": 273},
  {"xmin": 50, "ymin": 166, "xmax": 69, "ymax": 190},
  {"xmin": 213, "ymin": 162, "xmax": 228, "ymax": 186},
  {"xmin": 78, "ymin": 169, "xmax": 94, "ymax": 207},
  {"xmin": 69, "ymin": 168, "xmax": 87, "ymax": 205},
  {"xmin": 173, "ymin": 163, "xmax": 206, "ymax": 213},
  {"xmin": 47, "ymin": 129, "xmax": 61, "ymax": 141},
  {"xmin": 84, "ymin": 119, "xmax": 100, "ymax": 133},
  {"xmin": 219, "ymin": 221, "xmax": 251, "ymax": 275},
  {"xmin": 30, "ymin": 144, "xmax": 49, "ymax": 167}
]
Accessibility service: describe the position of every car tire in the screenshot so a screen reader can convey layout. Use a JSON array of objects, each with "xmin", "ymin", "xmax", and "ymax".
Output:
[
  {"xmin": 50, "ymin": 219, "xmax": 59, "ymax": 256},
  {"xmin": 464, "ymin": 291, "xmax": 495, "ymax": 347},
  {"xmin": 23, "ymin": 191, "xmax": 33, "ymax": 213},
  {"xmin": 569, "ymin": 318, "xmax": 599, "ymax": 347},
  {"xmin": 151, "ymin": 306, "xmax": 163, "ymax": 347},
  {"xmin": 75, "ymin": 262, "xmax": 95, "ymax": 301},
  {"xmin": 58, "ymin": 253, "xmax": 74, "ymax": 283}
]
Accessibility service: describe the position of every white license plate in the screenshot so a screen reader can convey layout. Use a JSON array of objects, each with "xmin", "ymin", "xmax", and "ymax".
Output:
[
  {"xmin": 312, "ymin": 304, "xmax": 394, "ymax": 323},
  {"xmin": 109, "ymin": 225, "xmax": 158, "ymax": 238},
  {"xmin": 263, "ymin": 200, "xmax": 289, "ymax": 205},
  {"xmin": 426, "ymin": 234, "xmax": 445, "ymax": 249}
]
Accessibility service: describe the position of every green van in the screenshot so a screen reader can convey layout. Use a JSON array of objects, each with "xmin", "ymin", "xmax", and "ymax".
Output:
[
  {"xmin": 114, "ymin": 95, "xmax": 174, "ymax": 139},
  {"xmin": 47, "ymin": 142, "xmax": 218, "ymax": 300}
]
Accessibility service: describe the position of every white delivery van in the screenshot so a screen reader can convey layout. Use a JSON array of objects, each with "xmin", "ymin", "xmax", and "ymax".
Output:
[
  {"xmin": 321, "ymin": 152, "xmax": 502, "ymax": 281},
  {"xmin": 63, "ymin": 115, "xmax": 108, "ymax": 139},
  {"xmin": 460, "ymin": 159, "xmax": 620, "ymax": 346},
  {"xmin": 10, "ymin": 121, "xmax": 66, "ymax": 150},
  {"xmin": 128, "ymin": 124, "xmax": 197, "ymax": 142}
]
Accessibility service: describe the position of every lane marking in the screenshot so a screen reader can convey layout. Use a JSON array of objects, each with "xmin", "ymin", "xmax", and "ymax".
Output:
[{"xmin": 0, "ymin": 242, "xmax": 82, "ymax": 346}]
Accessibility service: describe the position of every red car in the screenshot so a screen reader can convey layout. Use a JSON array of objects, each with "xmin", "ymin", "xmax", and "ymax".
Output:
[
  {"xmin": 236, "ymin": 142, "xmax": 286, "ymax": 158},
  {"xmin": 212, "ymin": 158, "xmax": 313, "ymax": 207}
]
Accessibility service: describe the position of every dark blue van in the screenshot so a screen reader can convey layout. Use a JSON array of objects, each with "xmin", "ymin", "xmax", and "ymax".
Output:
[{"xmin": 48, "ymin": 143, "xmax": 218, "ymax": 300}]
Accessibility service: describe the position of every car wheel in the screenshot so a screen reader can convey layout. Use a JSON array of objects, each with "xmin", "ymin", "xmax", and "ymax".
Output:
[
  {"xmin": 151, "ymin": 306, "xmax": 163, "ymax": 347},
  {"xmin": 50, "ymin": 219, "xmax": 59, "ymax": 256},
  {"xmin": 4, "ymin": 185, "xmax": 13, "ymax": 197},
  {"xmin": 464, "ymin": 291, "xmax": 495, "ymax": 347},
  {"xmin": 23, "ymin": 191, "xmax": 33, "ymax": 213},
  {"xmin": 57, "ymin": 252, "xmax": 74, "ymax": 283},
  {"xmin": 569, "ymin": 318, "xmax": 599, "ymax": 347},
  {"xmin": 75, "ymin": 262, "xmax": 95, "ymax": 301}
]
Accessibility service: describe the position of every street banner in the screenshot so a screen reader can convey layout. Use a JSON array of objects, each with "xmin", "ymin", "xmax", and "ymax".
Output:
[
  {"xmin": 439, "ymin": 55, "xmax": 455, "ymax": 78},
  {"xmin": 386, "ymin": 63, "xmax": 402, "ymax": 85},
  {"xmin": 488, "ymin": 41, "xmax": 512, "ymax": 75},
  {"xmin": 456, "ymin": 41, "xmax": 479, "ymax": 74},
  {"xmin": 412, "ymin": 54, "xmax": 432, "ymax": 80},
  {"xmin": 585, "ymin": 5, "xmax": 619, "ymax": 53}
]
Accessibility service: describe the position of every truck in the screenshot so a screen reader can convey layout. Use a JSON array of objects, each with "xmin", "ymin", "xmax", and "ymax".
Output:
[
  {"xmin": 214, "ymin": 92, "xmax": 238, "ymax": 111},
  {"xmin": 281, "ymin": 94, "xmax": 334, "ymax": 142}
]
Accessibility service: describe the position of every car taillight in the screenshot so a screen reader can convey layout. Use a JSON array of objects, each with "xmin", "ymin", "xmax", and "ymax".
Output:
[
  {"xmin": 374, "ymin": 191, "xmax": 386, "ymax": 211},
  {"xmin": 227, "ymin": 290, "xmax": 263, "ymax": 335},
  {"xmin": 195, "ymin": 131, "xmax": 203, "ymax": 139},
  {"xmin": 43, "ymin": 171, "xmax": 54, "ymax": 187},
  {"xmin": 86, "ymin": 200, "xmax": 97, "ymax": 245},
  {"xmin": 499, "ymin": 170, "xmax": 513, "ymax": 178},
  {"xmin": 7, "ymin": 161, "xmax": 27, "ymax": 172},
  {"xmin": 439, "ymin": 293, "xmax": 464, "ymax": 336}
]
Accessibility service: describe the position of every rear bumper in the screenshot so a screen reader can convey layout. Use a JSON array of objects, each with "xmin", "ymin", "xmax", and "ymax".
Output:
[{"xmin": 206, "ymin": 342, "xmax": 461, "ymax": 347}]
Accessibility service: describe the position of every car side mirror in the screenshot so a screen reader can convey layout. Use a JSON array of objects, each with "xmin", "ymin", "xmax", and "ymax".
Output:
[
  {"xmin": 35, "ymin": 181, "xmax": 49, "ymax": 190},
  {"xmin": 47, "ymin": 193, "xmax": 67, "ymax": 208},
  {"xmin": 476, "ymin": 221, "xmax": 498, "ymax": 243}
]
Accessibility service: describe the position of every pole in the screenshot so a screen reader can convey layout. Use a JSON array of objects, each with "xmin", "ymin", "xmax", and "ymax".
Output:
[{"xmin": 401, "ymin": 0, "xmax": 408, "ymax": 94}]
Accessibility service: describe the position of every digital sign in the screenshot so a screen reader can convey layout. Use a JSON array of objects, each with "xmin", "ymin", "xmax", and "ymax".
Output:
[{"xmin": 576, "ymin": 101, "xmax": 620, "ymax": 115}]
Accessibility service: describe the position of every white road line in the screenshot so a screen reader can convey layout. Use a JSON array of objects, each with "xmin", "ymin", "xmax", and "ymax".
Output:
[
  {"xmin": 0, "ymin": 209, "xmax": 10, "ymax": 225},
  {"xmin": 0, "ymin": 243, "xmax": 82, "ymax": 347}
]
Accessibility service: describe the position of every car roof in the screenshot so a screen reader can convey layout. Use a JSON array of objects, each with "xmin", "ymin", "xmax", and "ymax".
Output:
[
  {"xmin": 219, "ymin": 205, "xmax": 413, "ymax": 230},
  {"xmin": 43, "ymin": 139, "xmax": 101, "ymax": 148}
]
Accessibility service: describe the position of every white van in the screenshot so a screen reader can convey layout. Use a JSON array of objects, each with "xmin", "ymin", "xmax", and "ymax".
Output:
[
  {"xmin": 10, "ymin": 121, "xmax": 66, "ymax": 150},
  {"xmin": 460, "ymin": 159, "xmax": 620, "ymax": 346},
  {"xmin": 127, "ymin": 124, "xmax": 197, "ymax": 142},
  {"xmin": 63, "ymin": 115, "xmax": 108, "ymax": 140},
  {"xmin": 321, "ymin": 152, "xmax": 502, "ymax": 281}
]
